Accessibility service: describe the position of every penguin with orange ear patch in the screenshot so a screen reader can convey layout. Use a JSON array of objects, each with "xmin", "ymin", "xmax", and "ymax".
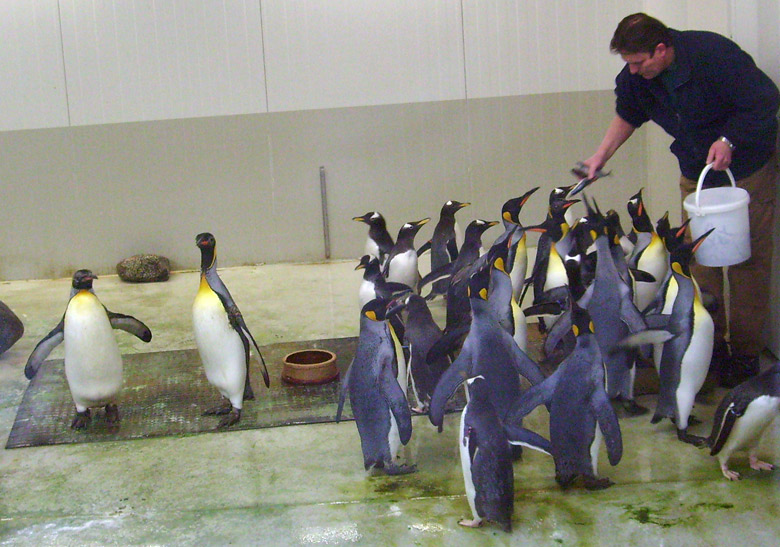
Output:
[{"xmin": 192, "ymin": 232, "xmax": 270, "ymax": 428}]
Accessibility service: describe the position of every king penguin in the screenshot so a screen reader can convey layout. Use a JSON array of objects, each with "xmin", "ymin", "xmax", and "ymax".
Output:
[
  {"xmin": 707, "ymin": 362, "xmax": 780, "ymax": 480},
  {"xmin": 24, "ymin": 269, "xmax": 152, "ymax": 429},
  {"xmin": 505, "ymin": 302, "xmax": 623, "ymax": 490},
  {"xmin": 336, "ymin": 298, "xmax": 415, "ymax": 475},
  {"xmin": 496, "ymin": 187, "xmax": 540, "ymax": 303},
  {"xmin": 353, "ymin": 211, "xmax": 395, "ymax": 265},
  {"xmin": 192, "ymin": 232, "xmax": 270, "ymax": 428},
  {"xmin": 626, "ymin": 189, "xmax": 668, "ymax": 313}
]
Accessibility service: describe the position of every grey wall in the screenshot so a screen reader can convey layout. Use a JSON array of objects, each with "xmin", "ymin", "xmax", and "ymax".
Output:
[{"xmin": 0, "ymin": 90, "xmax": 646, "ymax": 280}]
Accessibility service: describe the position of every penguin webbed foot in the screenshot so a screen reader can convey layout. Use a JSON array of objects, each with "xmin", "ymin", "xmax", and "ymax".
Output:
[
  {"xmin": 71, "ymin": 409, "xmax": 92, "ymax": 430},
  {"xmin": 458, "ymin": 518, "xmax": 483, "ymax": 529},
  {"xmin": 676, "ymin": 428, "xmax": 706, "ymax": 447},
  {"xmin": 749, "ymin": 455, "xmax": 776, "ymax": 472},
  {"xmin": 619, "ymin": 398, "xmax": 649, "ymax": 416},
  {"xmin": 217, "ymin": 407, "xmax": 242, "ymax": 428},
  {"xmin": 721, "ymin": 465, "xmax": 741, "ymax": 481},
  {"xmin": 383, "ymin": 463, "xmax": 417, "ymax": 476},
  {"xmin": 583, "ymin": 475, "xmax": 614, "ymax": 490},
  {"xmin": 203, "ymin": 400, "xmax": 235, "ymax": 417},
  {"xmin": 104, "ymin": 404, "xmax": 120, "ymax": 424}
]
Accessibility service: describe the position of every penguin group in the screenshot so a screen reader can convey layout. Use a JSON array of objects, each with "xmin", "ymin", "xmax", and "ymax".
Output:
[
  {"xmin": 24, "ymin": 232, "xmax": 270, "ymax": 431},
  {"xmin": 17, "ymin": 187, "xmax": 778, "ymax": 534},
  {"xmin": 344, "ymin": 184, "xmax": 779, "ymax": 532}
]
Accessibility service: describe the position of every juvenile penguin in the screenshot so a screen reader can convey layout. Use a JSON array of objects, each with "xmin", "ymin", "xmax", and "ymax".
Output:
[
  {"xmin": 192, "ymin": 232, "xmax": 270, "ymax": 428},
  {"xmin": 336, "ymin": 298, "xmax": 415, "ymax": 475},
  {"xmin": 353, "ymin": 211, "xmax": 395, "ymax": 265},
  {"xmin": 505, "ymin": 303, "xmax": 623, "ymax": 490},
  {"xmin": 24, "ymin": 270, "xmax": 152, "ymax": 429},
  {"xmin": 707, "ymin": 362, "xmax": 780, "ymax": 480},
  {"xmin": 383, "ymin": 218, "xmax": 430, "ymax": 292},
  {"xmin": 386, "ymin": 293, "xmax": 449, "ymax": 413},
  {"xmin": 429, "ymin": 200, "xmax": 470, "ymax": 298}
]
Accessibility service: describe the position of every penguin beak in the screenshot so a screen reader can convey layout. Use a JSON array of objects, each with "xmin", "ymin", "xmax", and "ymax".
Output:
[
  {"xmin": 691, "ymin": 228, "xmax": 716, "ymax": 253},
  {"xmin": 414, "ymin": 218, "xmax": 430, "ymax": 227},
  {"xmin": 675, "ymin": 218, "xmax": 692, "ymax": 239},
  {"xmin": 459, "ymin": 202, "xmax": 471, "ymax": 209}
]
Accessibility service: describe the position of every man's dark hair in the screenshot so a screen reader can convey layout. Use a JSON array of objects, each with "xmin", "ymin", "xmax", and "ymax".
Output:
[{"xmin": 610, "ymin": 13, "xmax": 672, "ymax": 55}]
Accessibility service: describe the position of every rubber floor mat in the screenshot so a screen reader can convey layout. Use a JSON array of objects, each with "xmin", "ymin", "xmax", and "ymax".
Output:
[{"xmin": 7, "ymin": 335, "xmax": 488, "ymax": 448}]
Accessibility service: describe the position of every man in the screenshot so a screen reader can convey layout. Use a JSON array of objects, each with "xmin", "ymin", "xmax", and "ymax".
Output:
[{"xmin": 582, "ymin": 13, "xmax": 779, "ymax": 387}]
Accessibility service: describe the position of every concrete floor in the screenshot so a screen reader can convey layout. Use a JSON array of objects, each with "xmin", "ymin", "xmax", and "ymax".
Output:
[{"xmin": 1, "ymin": 260, "xmax": 778, "ymax": 546}]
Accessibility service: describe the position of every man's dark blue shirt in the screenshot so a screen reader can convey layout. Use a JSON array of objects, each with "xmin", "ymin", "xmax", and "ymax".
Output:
[{"xmin": 615, "ymin": 29, "xmax": 779, "ymax": 185}]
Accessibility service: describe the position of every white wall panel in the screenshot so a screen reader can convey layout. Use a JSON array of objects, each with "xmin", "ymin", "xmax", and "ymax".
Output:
[
  {"xmin": 59, "ymin": 0, "xmax": 266, "ymax": 125},
  {"xmin": 463, "ymin": 0, "xmax": 637, "ymax": 99},
  {"xmin": 262, "ymin": 0, "xmax": 465, "ymax": 112},
  {"xmin": 0, "ymin": 1, "xmax": 69, "ymax": 131}
]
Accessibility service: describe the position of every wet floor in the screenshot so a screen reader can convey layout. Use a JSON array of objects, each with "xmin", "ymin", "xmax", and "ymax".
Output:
[{"xmin": 1, "ymin": 261, "xmax": 778, "ymax": 545}]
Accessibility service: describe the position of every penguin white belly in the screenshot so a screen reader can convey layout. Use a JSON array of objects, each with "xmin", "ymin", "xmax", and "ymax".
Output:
[
  {"xmin": 653, "ymin": 277, "xmax": 679, "ymax": 371},
  {"xmin": 64, "ymin": 292, "xmax": 123, "ymax": 411},
  {"xmin": 512, "ymin": 300, "xmax": 527, "ymax": 352},
  {"xmin": 358, "ymin": 279, "xmax": 375, "ymax": 308},
  {"xmin": 544, "ymin": 247, "xmax": 567, "ymax": 292},
  {"xmin": 719, "ymin": 397, "xmax": 780, "ymax": 463},
  {"xmin": 510, "ymin": 240, "xmax": 527, "ymax": 302},
  {"xmin": 388, "ymin": 407, "xmax": 402, "ymax": 461},
  {"xmin": 590, "ymin": 424, "xmax": 603, "ymax": 476},
  {"xmin": 675, "ymin": 304, "xmax": 714, "ymax": 428},
  {"xmin": 634, "ymin": 239, "xmax": 668, "ymax": 312},
  {"xmin": 193, "ymin": 285, "xmax": 247, "ymax": 409},
  {"xmin": 364, "ymin": 238, "xmax": 380, "ymax": 261},
  {"xmin": 459, "ymin": 406, "xmax": 479, "ymax": 520},
  {"xmin": 407, "ymin": 344, "xmax": 422, "ymax": 409},
  {"xmin": 387, "ymin": 250, "xmax": 419, "ymax": 291}
]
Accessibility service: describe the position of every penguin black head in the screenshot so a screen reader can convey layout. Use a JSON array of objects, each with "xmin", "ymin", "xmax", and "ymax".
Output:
[
  {"xmin": 352, "ymin": 211, "xmax": 386, "ymax": 228},
  {"xmin": 570, "ymin": 303, "xmax": 595, "ymax": 338},
  {"xmin": 395, "ymin": 218, "xmax": 430, "ymax": 243},
  {"xmin": 527, "ymin": 199, "xmax": 579, "ymax": 240},
  {"xmin": 354, "ymin": 255, "xmax": 372, "ymax": 271},
  {"xmin": 670, "ymin": 228, "xmax": 715, "ymax": 278},
  {"xmin": 501, "ymin": 187, "xmax": 540, "ymax": 225},
  {"xmin": 549, "ymin": 184, "xmax": 577, "ymax": 205},
  {"xmin": 467, "ymin": 265, "xmax": 491, "ymax": 302},
  {"xmin": 655, "ymin": 211, "xmax": 671, "ymax": 242},
  {"xmin": 72, "ymin": 269, "xmax": 97, "ymax": 290},
  {"xmin": 627, "ymin": 188, "xmax": 653, "ymax": 232},
  {"xmin": 662, "ymin": 218, "xmax": 691, "ymax": 254},
  {"xmin": 464, "ymin": 219, "xmax": 499, "ymax": 240},
  {"xmin": 441, "ymin": 200, "xmax": 470, "ymax": 216},
  {"xmin": 487, "ymin": 238, "xmax": 511, "ymax": 275},
  {"xmin": 605, "ymin": 210, "xmax": 627, "ymax": 246},
  {"xmin": 196, "ymin": 232, "xmax": 217, "ymax": 271},
  {"xmin": 360, "ymin": 298, "xmax": 392, "ymax": 322}
]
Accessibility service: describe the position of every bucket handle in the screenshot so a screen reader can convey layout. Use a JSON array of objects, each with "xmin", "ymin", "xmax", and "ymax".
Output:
[{"xmin": 695, "ymin": 163, "xmax": 736, "ymax": 209}]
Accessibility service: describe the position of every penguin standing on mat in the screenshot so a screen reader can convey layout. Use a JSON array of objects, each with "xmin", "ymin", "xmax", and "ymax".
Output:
[
  {"xmin": 192, "ymin": 232, "xmax": 270, "ymax": 428},
  {"xmin": 336, "ymin": 298, "xmax": 415, "ymax": 475},
  {"xmin": 24, "ymin": 269, "xmax": 152, "ymax": 429},
  {"xmin": 706, "ymin": 362, "xmax": 780, "ymax": 480}
]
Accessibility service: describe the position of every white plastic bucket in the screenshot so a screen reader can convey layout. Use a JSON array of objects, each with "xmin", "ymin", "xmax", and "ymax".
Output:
[{"xmin": 682, "ymin": 164, "xmax": 750, "ymax": 267}]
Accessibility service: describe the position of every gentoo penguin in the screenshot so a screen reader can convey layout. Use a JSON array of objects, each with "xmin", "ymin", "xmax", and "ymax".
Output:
[
  {"xmin": 581, "ymin": 200, "xmax": 648, "ymax": 415},
  {"xmin": 429, "ymin": 200, "xmax": 470, "ymax": 298},
  {"xmin": 707, "ymin": 362, "xmax": 780, "ymax": 480},
  {"xmin": 496, "ymin": 187, "xmax": 540, "ymax": 303},
  {"xmin": 626, "ymin": 189, "xmax": 668, "ymax": 313},
  {"xmin": 336, "ymin": 298, "xmax": 415, "ymax": 475},
  {"xmin": 355, "ymin": 255, "xmax": 411, "ymax": 308},
  {"xmin": 619, "ymin": 229, "xmax": 715, "ymax": 445},
  {"xmin": 506, "ymin": 303, "xmax": 623, "ymax": 490},
  {"xmin": 383, "ymin": 218, "xmax": 430, "ymax": 292},
  {"xmin": 386, "ymin": 294, "xmax": 449, "ymax": 413},
  {"xmin": 192, "ymin": 232, "xmax": 270, "ymax": 428},
  {"xmin": 429, "ymin": 265, "xmax": 545, "ymax": 431},
  {"xmin": 353, "ymin": 211, "xmax": 395, "ymax": 265},
  {"xmin": 24, "ymin": 269, "xmax": 152, "ymax": 429}
]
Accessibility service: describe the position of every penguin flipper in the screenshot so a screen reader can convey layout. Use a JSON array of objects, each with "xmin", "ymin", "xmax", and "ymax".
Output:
[
  {"xmin": 613, "ymin": 329, "xmax": 675, "ymax": 352},
  {"xmin": 418, "ymin": 262, "xmax": 455, "ymax": 291},
  {"xmin": 426, "ymin": 325, "xmax": 469, "ymax": 364},
  {"xmin": 507, "ymin": 339, "xmax": 545, "ymax": 385},
  {"xmin": 227, "ymin": 307, "xmax": 270, "ymax": 389},
  {"xmin": 630, "ymin": 269, "xmax": 656, "ymax": 283},
  {"xmin": 24, "ymin": 319, "xmax": 65, "ymax": 380},
  {"xmin": 417, "ymin": 240, "xmax": 432, "ymax": 256},
  {"xmin": 335, "ymin": 359, "xmax": 353, "ymax": 423},
  {"xmin": 543, "ymin": 308, "xmax": 573, "ymax": 357},
  {"xmin": 592, "ymin": 387, "xmax": 623, "ymax": 466},
  {"xmin": 380, "ymin": 361, "xmax": 413, "ymax": 444},
  {"xmin": 106, "ymin": 310, "xmax": 153, "ymax": 342},
  {"xmin": 505, "ymin": 425, "xmax": 552, "ymax": 456},
  {"xmin": 709, "ymin": 394, "xmax": 753, "ymax": 455},
  {"xmin": 506, "ymin": 372, "xmax": 558, "ymax": 424},
  {"xmin": 429, "ymin": 346, "xmax": 472, "ymax": 429},
  {"xmin": 619, "ymin": 297, "xmax": 647, "ymax": 334},
  {"xmin": 446, "ymin": 238, "xmax": 459, "ymax": 261}
]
